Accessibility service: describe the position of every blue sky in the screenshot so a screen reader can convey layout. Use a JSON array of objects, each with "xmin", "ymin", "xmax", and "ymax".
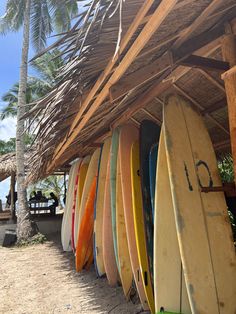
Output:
[{"xmin": 0, "ymin": 0, "xmax": 39, "ymax": 202}]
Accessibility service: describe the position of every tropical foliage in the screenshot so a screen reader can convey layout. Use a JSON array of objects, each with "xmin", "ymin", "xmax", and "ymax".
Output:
[
  {"xmin": 0, "ymin": 50, "xmax": 64, "ymax": 121},
  {"xmin": 28, "ymin": 175, "xmax": 66, "ymax": 207},
  {"xmin": 0, "ymin": 0, "xmax": 78, "ymax": 52}
]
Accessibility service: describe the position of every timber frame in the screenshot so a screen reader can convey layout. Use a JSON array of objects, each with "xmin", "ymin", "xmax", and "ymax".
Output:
[{"xmin": 27, "ymin": 0, "xmax": 236, "ymax": 183}]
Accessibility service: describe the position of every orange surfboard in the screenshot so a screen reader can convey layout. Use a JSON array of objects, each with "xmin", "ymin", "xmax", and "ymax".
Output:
[{"xmin": 76, "ymin": 177, "xmax": 97, "ymax": 272}]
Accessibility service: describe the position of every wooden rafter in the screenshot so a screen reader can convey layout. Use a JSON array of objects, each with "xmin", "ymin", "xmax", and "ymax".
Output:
[
  {"xmin": 48, "ymin": 0, "xmax": 178, "ymax": 171},
  {"xmin": 173, "ymin": 83, "xmax": 229, "ymax": 135},
  {"xmin": 172, "ymin": 0, "xmax": 226, "ymax": 49},
  {"xmin": 197, "ymin": 69, "xmax": 225, "ymax": 92},
  {"xmin": 177, "ymin": 55, "xmax": 229, "ymax": 72}
]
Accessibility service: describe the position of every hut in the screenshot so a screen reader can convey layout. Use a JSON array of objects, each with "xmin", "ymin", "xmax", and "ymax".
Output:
[
  {"xmin": 26, "ymin": 0, "xmax": 236, "ymax": 183},
  {"xmin": 23, "ymin": 1, "xmax": 236, "ymax": 312}
]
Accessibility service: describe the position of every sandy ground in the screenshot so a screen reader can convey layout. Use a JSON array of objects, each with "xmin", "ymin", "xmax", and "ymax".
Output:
[{"xmin": 0, "ymin": 233, "xmax": 146, "ymax": 314}]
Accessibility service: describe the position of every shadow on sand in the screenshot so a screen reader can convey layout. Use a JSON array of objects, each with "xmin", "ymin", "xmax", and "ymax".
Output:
[{"xmin": 46, "ymin": 232, "xmax": 148, "ymax": 314}]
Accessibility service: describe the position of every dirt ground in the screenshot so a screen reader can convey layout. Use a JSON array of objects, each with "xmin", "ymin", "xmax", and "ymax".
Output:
[{"xmin": 0, "ymin": 233, "xmax": 145, "ymax": 314}]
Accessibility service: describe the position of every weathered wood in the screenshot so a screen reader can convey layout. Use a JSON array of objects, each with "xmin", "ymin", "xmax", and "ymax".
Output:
[
  {"xmin": 202, "ymin": 99, "xmax": 226, "ymax": 115},
  {"xmin": 222, "ymin": 34, "xmax": 236, "ymax": 181},
  {"xmin": 197, "ymin": 69, "xmax": 225, "ymax": 92},
  {"xmin": 173, "ymin": 0, "xmax": 226, "ymax": 49},
  {"xmin": 173, "ymin": 84, "xmax": 229, "ymax": 135},
  {"xmin": 112, "ymin": 79, "xmax": 171, "ymax": 129},
  {"xmin": 48, "ymin": 0, "xmax": 178, "ymax": 172},
  {"xmin": 177, "ymin": 54, "xmax": 229, "ymax": 72}
]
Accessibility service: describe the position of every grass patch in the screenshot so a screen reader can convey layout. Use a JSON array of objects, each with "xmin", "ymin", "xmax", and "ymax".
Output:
[{"xmin": 17, "ymin": 233, "xmax": 47, "ymax": 247}]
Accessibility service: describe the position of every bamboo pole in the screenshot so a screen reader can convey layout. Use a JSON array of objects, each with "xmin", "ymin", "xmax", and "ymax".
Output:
[{"xmin": 222, "ymin": 33, "xmax": 236, "ymax": 181}]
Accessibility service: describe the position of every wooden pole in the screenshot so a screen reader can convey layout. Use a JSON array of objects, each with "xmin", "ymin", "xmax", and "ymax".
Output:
[
  {"xmin": 222, "ymin": 32, "xmax": 236, "ymax": 181},
  {"xmin": 10, "ymin": 172, "xmax": 16, "ymax": 221}
]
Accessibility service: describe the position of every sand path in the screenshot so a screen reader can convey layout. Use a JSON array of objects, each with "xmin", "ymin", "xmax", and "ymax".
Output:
[{"xmin": 0, "ymin": 234, "xmax": 145, "ymax": 314}]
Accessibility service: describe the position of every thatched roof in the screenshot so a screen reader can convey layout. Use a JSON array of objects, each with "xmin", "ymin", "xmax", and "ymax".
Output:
[
  {"xmin": 26, "ymin": 0, "xmax": 236, "ymax": 183},
  {"xmin": 0, "ymin": 153, "xmax": 16, "ymax": 182}
]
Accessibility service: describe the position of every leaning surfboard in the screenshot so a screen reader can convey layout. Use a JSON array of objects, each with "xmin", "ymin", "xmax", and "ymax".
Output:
[
  {"xmin": 103, "ymin": 155, "xmax": 119, "ymax": 286},
  {"xmin": 110, "ymin": 128, "xmax": 120, "ymax": 269},
  {"xmin": 94, "ymin": 137, "xmax": 111, "ymax": 277},
  {"xmin": 139, "ymin": 120, "xmax": 160, "ymax": 282},
  {"xmin": 103, "ymin": 156, "xmax": 119, "ymax": 286},
  {"xmin": 74, "ymin": 155, "xmax": 90, "ymax": 249},
  {"xmin": 61, "ymin": 160, "xmax": 81, "ymax": 252},
  {"xmin": 131, "ymin": 141, "xmax": 155, "ymax": 314},
  {"xmin": 164, "ymin": 95, "xmax": 236, "ymax": 314},
  {"xmin": 116, "ymin": 156, "xmax": 133, "ymax": 299},
  {"xmin": 119, "ymin": 124, "xmax": 148, "ymax": 310},
  {"xmin": 154, "ymin": 128, "xmax": 191, "ymax": 314}
]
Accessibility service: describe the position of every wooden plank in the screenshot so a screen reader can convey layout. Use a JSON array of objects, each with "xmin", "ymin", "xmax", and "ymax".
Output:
[
  {"xmin": 222, "ymin": 64, "xmax": 236, "ymax": 80},
  {"xmin": 177, "ymin": 54, "xmax": 229, "ymax": 72},
  {"xmin": 222, "ymin": 34, "xmax": 236, "ymax": 181},
  {"xmin": 49, "ymin": 0, "xmax": 178, "ymax": 171},
  {"xmin": 202, "ymin": 99, "xmax": 226, "ymax": 114},
  {"xmin": 173, "ymin": 0, "xmax": 226, "ymax": 49}
]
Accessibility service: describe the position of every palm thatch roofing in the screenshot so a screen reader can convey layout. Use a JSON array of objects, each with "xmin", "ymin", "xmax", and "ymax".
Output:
[
  {"xmin": 26, "ymin": 0, "xmax": 236, "ymax": 183},
  {"xmin": 0, "ymin": 153, "xmax": 16, "ymax": 182}
]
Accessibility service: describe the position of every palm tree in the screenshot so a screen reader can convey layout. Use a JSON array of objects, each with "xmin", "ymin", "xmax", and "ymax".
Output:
[
  {"xmin": 0, "ymin": 0, "xmax": 78, "ymax": 241},
  {"xmin": 0, "ymin": 50, "xmax": 64, "ymax": 121}
]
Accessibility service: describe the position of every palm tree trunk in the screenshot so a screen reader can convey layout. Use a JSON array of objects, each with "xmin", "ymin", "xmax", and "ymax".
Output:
[{"xmin": 16, "ymin": 0, "xmax": 37, "ymax": 241}]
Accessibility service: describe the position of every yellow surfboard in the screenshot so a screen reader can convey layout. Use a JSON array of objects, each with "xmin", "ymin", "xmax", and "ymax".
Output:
[
  {"xmin": 116, "ymin": 156, "xmax": 133, "ymax": 299},
  {"xmin": 164, "ymin": 95, "xmax": 236, "ymax": 314},
  {"xmin": 154, "ymin": 128, "xmax": 191, "ymax": 313},
  {"xmin": 94, "ymin": 137, "xmax": 111, "ymax": 277},
  {"xmin": 131, "ymin": 141, "xmax": 155, "ymax": 313}
]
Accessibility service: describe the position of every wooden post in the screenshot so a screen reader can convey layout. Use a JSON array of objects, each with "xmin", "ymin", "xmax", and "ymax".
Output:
[
  {"xmin": 222, "ymin": 32, "xmax": 236, "ymax": 181},
  {"xmin": 10, "ymin": 172, "xmax": 16, "ymax": 221}
]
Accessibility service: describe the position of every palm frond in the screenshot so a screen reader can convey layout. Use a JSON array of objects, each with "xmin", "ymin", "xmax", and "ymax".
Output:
[{"xmin": 0, "ymin": 0, "xmax": 26, "ymax": 34}]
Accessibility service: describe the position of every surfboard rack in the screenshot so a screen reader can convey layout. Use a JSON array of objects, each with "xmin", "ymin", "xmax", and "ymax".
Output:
[{"xmin": 201, "ymin": 183, "xmax": 236, "ymax": 194}]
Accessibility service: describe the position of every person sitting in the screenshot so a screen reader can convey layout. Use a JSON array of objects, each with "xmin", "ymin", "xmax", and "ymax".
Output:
[
  {"xmin": 48, "ymin": 192, "xmax": 58, "ymax": 216},
  {"xmin": 36, "ymin": 191, "xmax": 48, "ymax": 202},
  {"xmin": 29, "ymin": 191, "xmax": 37, "ymax": 201}
]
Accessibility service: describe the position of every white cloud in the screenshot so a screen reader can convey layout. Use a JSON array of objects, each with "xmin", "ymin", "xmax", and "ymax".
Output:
[{"xmin": 0, "ymin": 117, "xmax": 16, "ymax": 140}]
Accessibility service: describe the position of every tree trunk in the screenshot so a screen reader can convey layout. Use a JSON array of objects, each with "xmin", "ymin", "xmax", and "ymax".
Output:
[
  {"xmin": 16, "ymin": 0, "xmax": 37, "ymax": 241},
  {"xmin": 10, "ymin": 172, "xmax": 16, "ymax": 221}
]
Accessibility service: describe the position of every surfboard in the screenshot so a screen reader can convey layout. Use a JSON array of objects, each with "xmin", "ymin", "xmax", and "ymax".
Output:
[
  {"xmin": 76, "ymin": 177, "xmax": 97, "ymax": 272},
  {"xmin": 131, "ymin": 141, "xmax": 155, "ymax": 314},
  {"xmin": 164, "ymin": 95, "xmax": 236, "ymax": 314},
  {"xmin": 110, "ymin": 128, "xmax": 120, "ymax": 269},
  {"xmin": 77, "ymin": 148, "xmax": 101, "ymax": 237},
  {"xmin": 116, "ymin": 155, "xmax": 133, "ymax": 299},
  {"xmin": 139, "ymin": 120, "xmax": 160, "ymax": 282},
  {"xmin": 94, "ymin": 137, "xmax": 111, "ymax": 277},
  {"xmin": 119, "ymin": 124, "xmax": 149, "ymax": 310},
  {"xmin": 149, "ymin": 144, "xmax": 158, "ymax": 216},
  {"xmin": 61, "ymin": 160, "xmax": 81, "ymax": 252},
  {"xmin": 154, "ymin": 128, "xmax": 191, "ymax": 314},
  {"xmin": 103, "ymin": 155, "xmax": 119, "ymax": 286},
  {"xmin": 71, "ymin": 160, "xmax": 82, "ymax": 252},
  {"xmin": 74, "ymin": 156, "xmax": 90, "ymax": 250}
]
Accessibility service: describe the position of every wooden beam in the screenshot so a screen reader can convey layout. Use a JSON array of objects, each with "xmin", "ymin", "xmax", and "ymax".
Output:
[
  {"xmin": 140, "ymin": 108, "xmax": 162, "ymax": 125},
  {"xmin": 202, "ymin": 99, "xmax": 226, "ymax": 115},
  {"xmin": 173, "ymin": 0, "xmax": 226, "ymax": 49},
  {"xmin": 197, "ymin": 69, "xmax": 225, "ymax": 92},
  {"xmin": 49, "ymin": 0, "xmax": 178, "ymax": 171},
  {"xmin": 222, "ymin": 65, "xmax": 236, "ymax": 80},
  {"xmin": 110, "ymin": 52, "xmax": 171, "ymax": 101},
  {"xmin": 222, "ymin": 33, "xmax": 236, "ymax": 180},
  {"xmin": 173, "ymin": 83, "xmax": 229, "ymax": 135},
  {"xmin": 177, "ymin": 54, "xmax": 229, "ymax": 72},
  {"xmin": 112, "ymin": 79, "xmax": 171, "ymax": 129}
]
